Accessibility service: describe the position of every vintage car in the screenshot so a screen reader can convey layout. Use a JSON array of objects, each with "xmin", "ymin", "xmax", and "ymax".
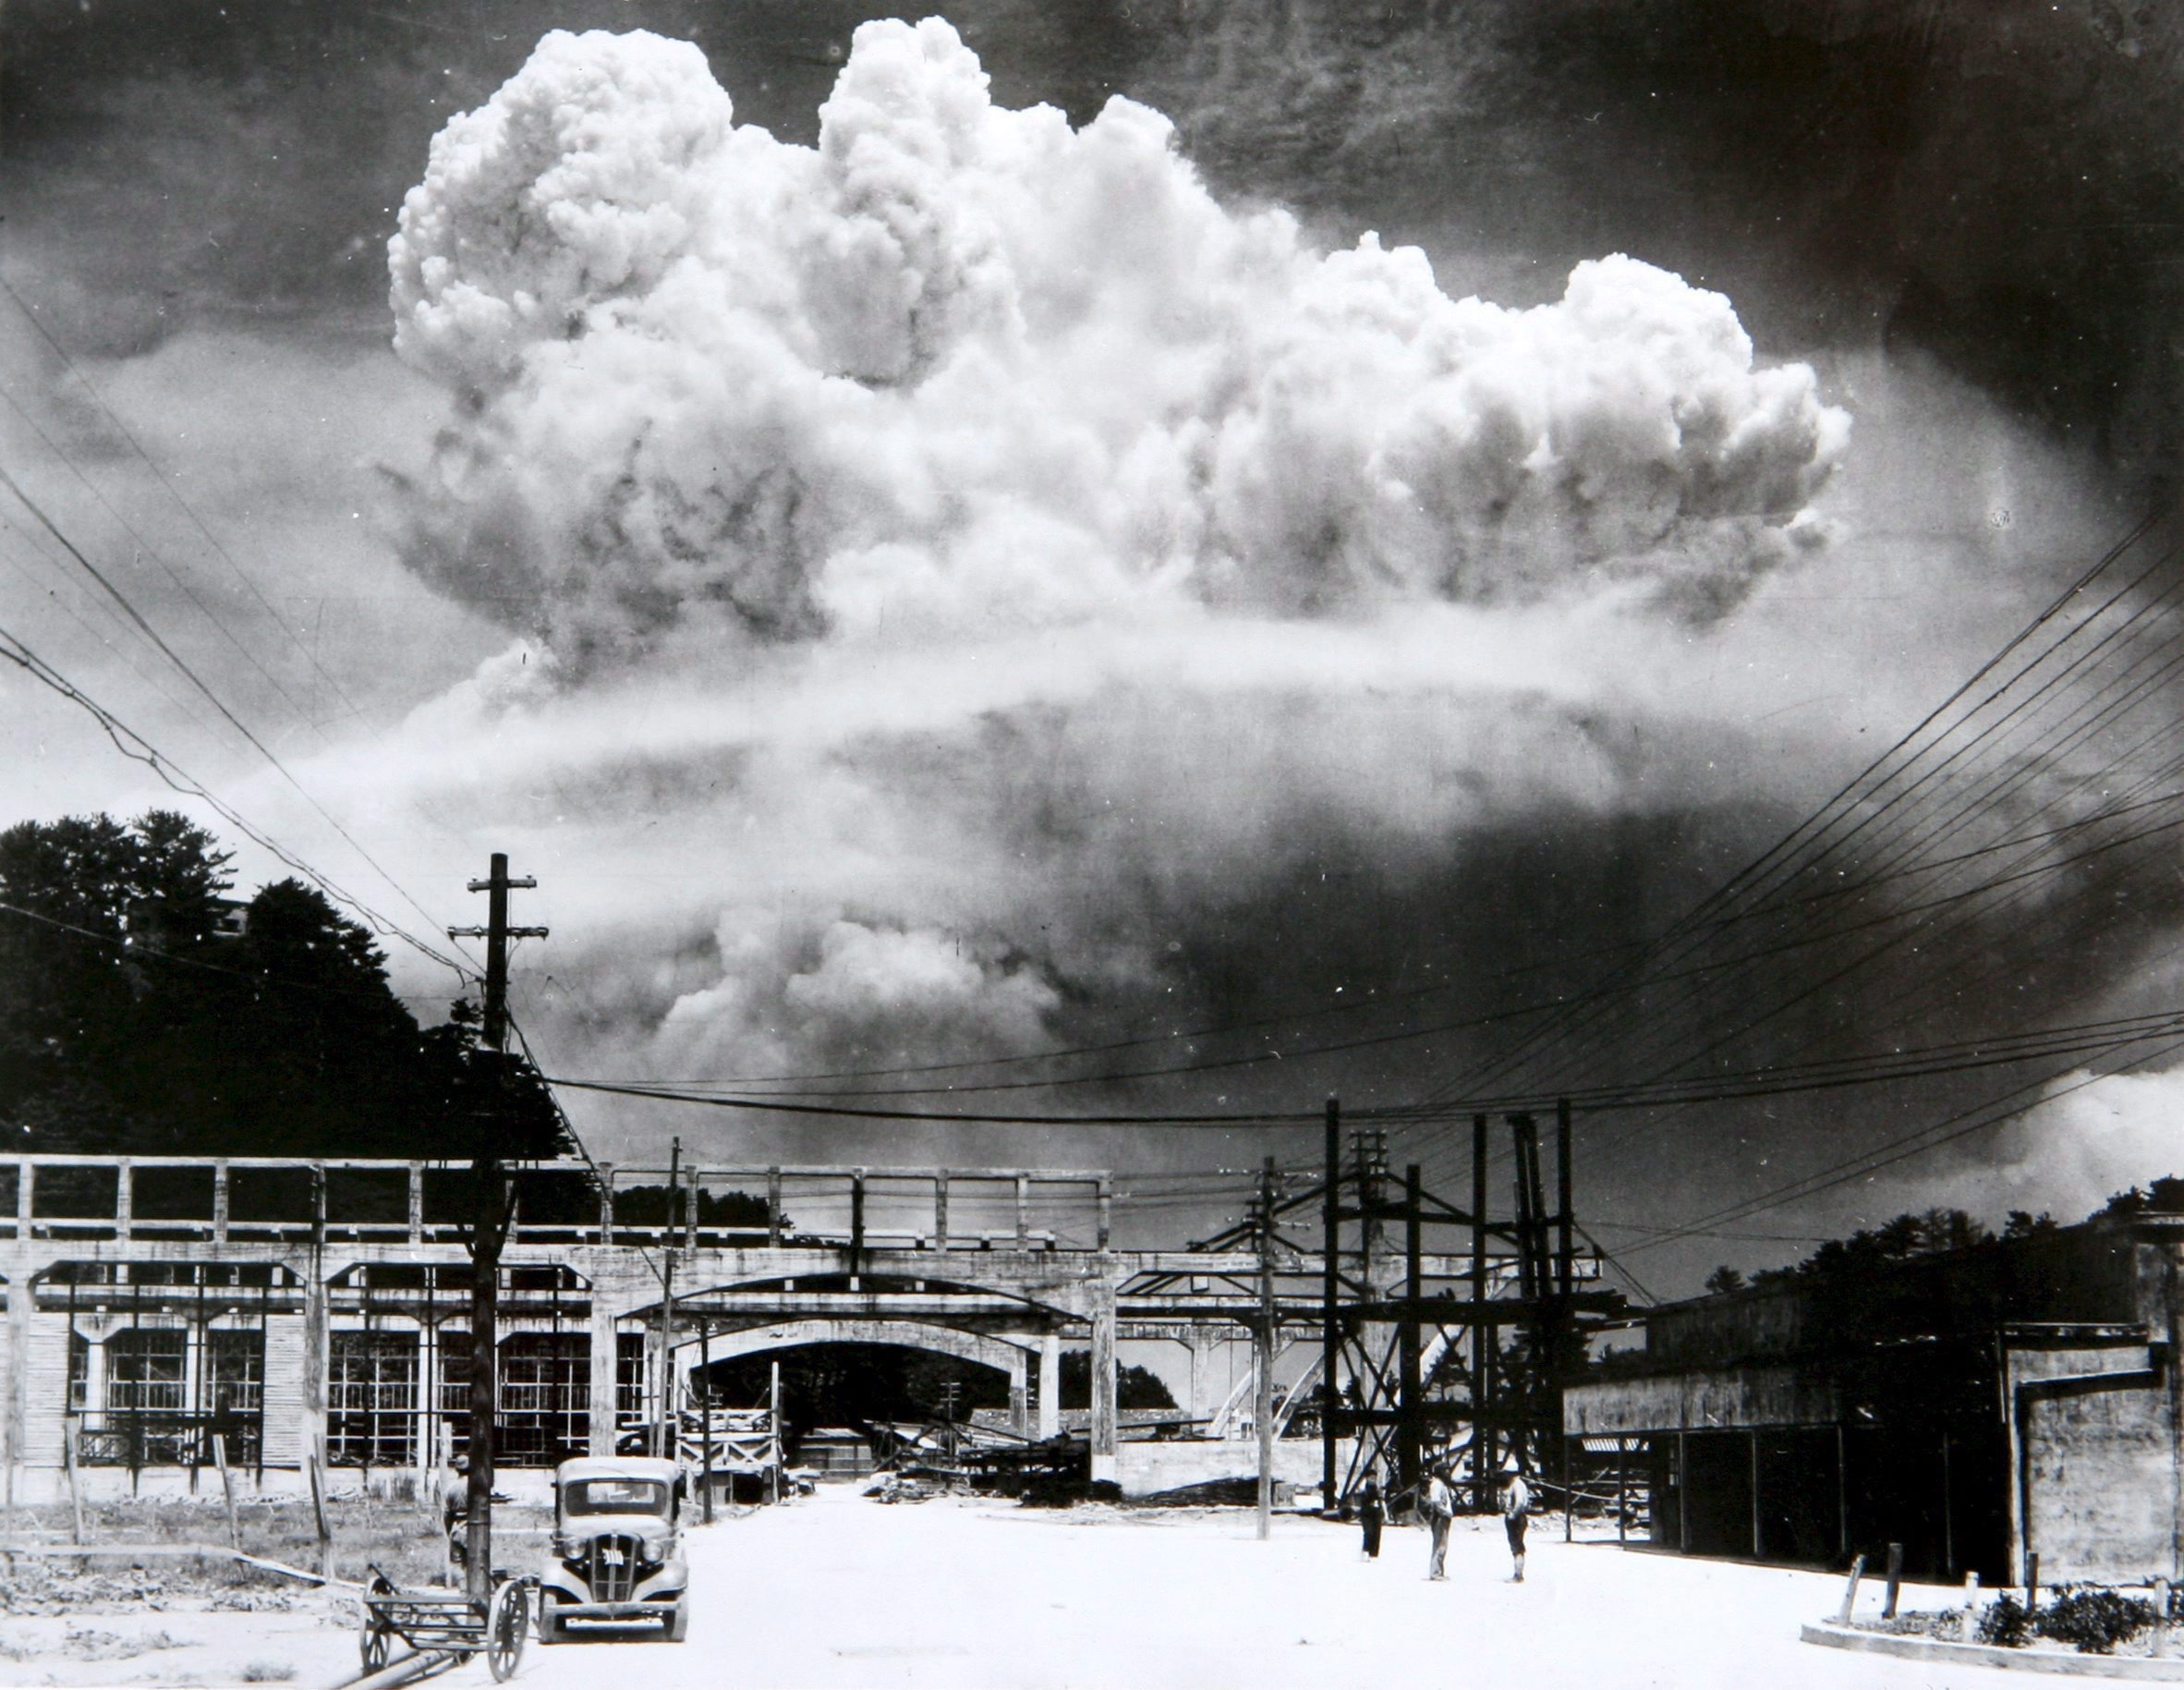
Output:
[{"xmin": 536, "ymin": 1456, "xmax": 689, "ymax": 1643}]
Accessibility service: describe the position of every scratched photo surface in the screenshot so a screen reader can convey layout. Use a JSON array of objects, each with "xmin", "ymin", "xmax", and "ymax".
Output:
[{"xmin": 1, "ymin": 3, "xmax": 2181, "ymax": 1684}]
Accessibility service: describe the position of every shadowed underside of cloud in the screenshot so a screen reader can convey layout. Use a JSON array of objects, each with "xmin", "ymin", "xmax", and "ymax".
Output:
[{"xmin": 356, "ymin": 21, "xmax": 1888, "ymax": 1093}]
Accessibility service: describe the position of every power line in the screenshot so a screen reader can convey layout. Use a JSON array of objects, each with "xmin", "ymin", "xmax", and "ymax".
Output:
[
  {"xmin": 0, "ymin": 276, "xmax": 378, "ymax": 735},
  {"xmin": 1407, "ymin": 510, "xmax": 2175, "ymax": 1112},
  {"xmin": 0, "ymin": 897, "xmax": 453, "ymax": 1009},
  {"xmin": 0, "ymin": 385, "xmax": 326, "ymax": 732},
  {"xmin": 0, "ymin": 464, "xmax": 476, "ymax": 974},
  {"xmin": 0, "ymin": 619, "xmax": 474, "ymax": 979}
]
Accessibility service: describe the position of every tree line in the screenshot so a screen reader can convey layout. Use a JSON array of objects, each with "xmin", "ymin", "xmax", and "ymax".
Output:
[{"xmin": 0, "ymin": 809, "xmax": 566, "ymax": 1163}]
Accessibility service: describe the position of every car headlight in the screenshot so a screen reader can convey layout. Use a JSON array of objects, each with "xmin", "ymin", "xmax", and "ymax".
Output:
[
  {"xmin": 639, "ymin": 1534, "xmax": 670, "ymax": 1562},
  {"xmin": 552, "ymin": 1533, "xmax": 576, "ymax": 1559}
]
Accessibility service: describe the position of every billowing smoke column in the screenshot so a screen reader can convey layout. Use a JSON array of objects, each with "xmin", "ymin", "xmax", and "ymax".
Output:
[
  {"xmin": 382, "ymin": 20, "xmax": 1853, "ymax": 1102},
  {"xmin": 390, "ymin": 21, "xmax": 1845, "ymax": 663}
]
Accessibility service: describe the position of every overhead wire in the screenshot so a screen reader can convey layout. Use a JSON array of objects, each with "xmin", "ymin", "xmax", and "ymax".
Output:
[
  {"xmin": 0, "ymin": 277, "xmax": 379, "ymax": 734},
  {"xmin": 1404, "ymin": 512, "xmax": 2175, "ymax": 1112},
  {"xmin": 0, "ymin": 460, "xmax": 479, "ymax": 979},
  {"xmin": 0, "ymin": 619, "xmax": 475, "ymax": 980}
]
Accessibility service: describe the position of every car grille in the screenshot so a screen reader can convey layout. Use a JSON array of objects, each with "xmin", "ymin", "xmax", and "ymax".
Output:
[{"xmin": 580, "ymin": 1534, "xmax": 643, "ymax": 1602}]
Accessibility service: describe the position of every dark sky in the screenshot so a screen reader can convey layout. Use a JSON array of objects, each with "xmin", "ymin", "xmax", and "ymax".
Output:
[
  {"xmin": 2, "ymin": 0, "xmax": 2179, "ymax": 1298},
  {"xmin": 7, "ymin": 0, "xmax": 2178, "ymax": 468}
]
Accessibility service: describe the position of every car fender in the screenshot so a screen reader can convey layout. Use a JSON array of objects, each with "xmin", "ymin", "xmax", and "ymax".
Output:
[{"xmin": 538, "ymin": 1564, "xmax": 591, "ymax": 1602}]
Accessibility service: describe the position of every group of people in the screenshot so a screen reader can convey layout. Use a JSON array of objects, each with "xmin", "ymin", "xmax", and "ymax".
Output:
[{"xmin": 1353, "ymin": 1459, "xmax": 1531, "ymax": 1583}]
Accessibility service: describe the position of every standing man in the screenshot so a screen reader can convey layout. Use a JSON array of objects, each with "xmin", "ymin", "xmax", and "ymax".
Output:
[
  {"xmin": 1357, "ymin": 1477, "xmax": 1386, "ymax": 1562},
  {"xmin": 1502, "ymin": 1456, "xmax": 1533, "ymax": 1583},
  {"xmin": 1421, "ymin": 1462, "xmax": 1454, "ymax": 1581}
]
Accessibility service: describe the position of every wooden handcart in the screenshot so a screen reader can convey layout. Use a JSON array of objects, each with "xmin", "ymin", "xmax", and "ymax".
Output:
[{"xmin": 359, "ymin": 1565, "xmax": 531, "ymax": 1682}]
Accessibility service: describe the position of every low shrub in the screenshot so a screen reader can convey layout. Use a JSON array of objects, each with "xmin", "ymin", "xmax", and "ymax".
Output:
[
  {"xmin": 2034, "ymin": 1587, "xmax": 2158, "ymax": 1655},
  {"xmin": 1976, "ymin": 1594, "xmax": 2032, "ymax": 1648}
]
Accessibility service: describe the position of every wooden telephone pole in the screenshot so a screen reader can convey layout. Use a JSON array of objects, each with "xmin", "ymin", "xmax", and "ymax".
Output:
[
  {"xmin": 1256, "ymin": 1156, "xmax": 1277, "ymax": 1541},
  {"xmin": 447, "ymin": 852, "xmax": 547, "ymax": 1600}
]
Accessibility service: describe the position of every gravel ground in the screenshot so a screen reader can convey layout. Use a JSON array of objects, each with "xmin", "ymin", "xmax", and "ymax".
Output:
[{"xmin": 0, "ymin": 1485, "xmax": 2044, "ymax": 1689}]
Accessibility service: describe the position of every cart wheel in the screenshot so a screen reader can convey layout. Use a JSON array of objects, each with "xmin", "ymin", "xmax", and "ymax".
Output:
[
  {"xmin": 486, "ymin": 1581, "xmax": 529, "ymax": 1683},
  {"xmin": 359, "ymin": 1622, "xmax": 392, "ymax": 1675}
]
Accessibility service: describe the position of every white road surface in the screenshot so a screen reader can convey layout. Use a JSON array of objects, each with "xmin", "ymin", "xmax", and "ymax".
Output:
[{"xmin": 499, "ymin": 1484, "xmax": 2026, "ymax": 1690}]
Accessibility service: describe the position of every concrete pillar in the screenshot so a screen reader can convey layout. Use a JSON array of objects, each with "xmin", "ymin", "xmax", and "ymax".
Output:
[
  {"xmin": 1090, "ymin": 1283, "xmax": 1119, "ymax": 1485},
  {"xmin": 934, "ymin": 1173, "xmax": 949, "ymax": 1249},
  {"xmin": 407, "ymin": 1164, "xmax": 425, "ymax": 1245},
  {"xmin": 2167, "ymin": 1245, "xmax": 2184, "ymax": 1585},
  {"xmin": 3, "ymin": 1280, "xmax": 23, "ymax": 1503},
  {"xmin": 14, "ymin": 1162, "xmax": 31, "ymax": 1238},
  {"xmin": 1038, "ymin": 1333, "xmax": 1061, "ymax": 1440},
  {"xmin": 1187, "ymin": 1332, "xmax": 1217, "ymax": 1424},
  {"xmin": 212, "ymin": 1161, "xmax": 230, "ymax": 1244},
  {"xmin": 299, "ymin": 1263, "xmax": 328, "ymax": 1473},
  {"xmin": 1008, "ymin": 1349, "xmax": 1028, "ymax": 1436},
  {"xmin": 589, "ymin": 1297, "xmax": 619, "ymax": 1456},
  {"xmin": 114, "ymin": 1161, "xmax": 132, "ymax": 1242}
]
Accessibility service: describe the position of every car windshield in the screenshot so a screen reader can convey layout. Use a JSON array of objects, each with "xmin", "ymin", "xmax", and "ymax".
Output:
[{"xmin": 563, "ymin": 1478, "xmax": 670, "ymax": 1517}]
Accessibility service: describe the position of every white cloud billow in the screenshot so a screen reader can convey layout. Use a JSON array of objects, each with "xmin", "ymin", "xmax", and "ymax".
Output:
[
  {"xmin": 390, "ymin": 20, "xmax": 1847, "ymax": 663},
  {"xmin": 368, "ymin": 19, "xmax": 1872, "ymax": 1105}
]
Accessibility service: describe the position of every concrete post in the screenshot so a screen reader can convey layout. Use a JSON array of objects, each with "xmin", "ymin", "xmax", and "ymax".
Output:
[
  {"xmin": 1090, "ymin": 1283, "xmax": 1119, "ymax": 1485},
  {"xmin": 299, "ymin": 1168, "xmax": 328, "ymax": 1471},
  {"xmin": 589, "ymin": 1298, "xmax": 619, "ymax": 1456},
  {"xmin": 1187, "ymin": 1332, "xmax": 1214, "ymax": 1425},
  {"xmin": 114, "ymin": 1160, "xmax": 132, "ymax": 1243},
  {"xmin": 299, "ymin": 1265, "xmax": 328, "ymax": 1472},
  {"xmin": 2167, "ymin": 1244, "xmax": 2184, "ymax": 1585},
  {"xmin": 1038, "ymin": 1333, "xmax": 1061, "ymax": 1439},
  {"xmin": 934, "ymin": 1173, "xmax": 949, "ymax": 1249},
  {"xmin": 212, "ymin": 1161, "xmax": 230, "ymax": 1244},
  {"xmin": 408, "ymin": 1164, "xmax": 425, "ymax": 1245},
  {"xmin": 1008, "ymin": 1349, "xmax": 1028, "ymax": 1436},
  {"xmin": 1015, "ymin": 1176, "xmax": 1030, "ymax": 1248},
  {"xmin": 3, "ymin": 1280, "xmax": 23, "ymax": 1503},
  {"xmin": 14, "ymin": 1163, "xmax": 30, "ymax": 1239}
]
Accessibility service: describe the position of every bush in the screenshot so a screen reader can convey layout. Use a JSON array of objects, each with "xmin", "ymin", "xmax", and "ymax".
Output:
[
  {"xmin": 2035, "ymin": 1587, "xmax": 2158, "ymax": 1655},
  {"xmin": 1976, "ymin": 1594, "xmax": 2032, "ymax": 1647}
]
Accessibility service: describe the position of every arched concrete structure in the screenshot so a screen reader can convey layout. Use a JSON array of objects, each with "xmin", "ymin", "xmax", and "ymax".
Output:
[
  {"xmin": 673, "ymin": 1318, "xmax": 1034, "ymax": 1375},
  {"xmin": 674, "ymin": 1319, "xmax": 1040, "ymax": 1433}
]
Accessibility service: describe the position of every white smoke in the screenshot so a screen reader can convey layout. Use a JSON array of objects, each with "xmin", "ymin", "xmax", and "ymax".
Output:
[
  {"xmin": 375, "ymin": 20, "xmax": 1860, "ymax": 1103},
  {"xmin": 1867, "ymin": 1060, "xmax": 2184, "ymax": 1233},
  {"xmin": 389, "ymin": 21, "xmax": 1847, "ymax": 665}
]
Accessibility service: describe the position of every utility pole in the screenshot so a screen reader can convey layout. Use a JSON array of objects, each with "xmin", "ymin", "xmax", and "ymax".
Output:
[
  {"xmin": 652, "ymin": 1137, "xmax": 681, "ymax": 1460},
  {"xmin": 446, "ymin": 853, "xmax": 547, "ymax": 1602},
  {"xmin": 699, "ymin": 1316, "xmax": 714, "ymax": 1526},
  {"xmin": 1256, "ymin": 1155, "xmax": 1277, "ymax": 1542},
  {"xmin": 1320, "ymin": 1096, "xmax": 1340, "ymax": 1514}
]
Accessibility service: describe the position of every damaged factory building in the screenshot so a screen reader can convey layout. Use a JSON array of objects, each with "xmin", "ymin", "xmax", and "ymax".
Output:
[{"xmin": 1565, "ymin": 1211, "xmax": 2184, "ymax": 1587}]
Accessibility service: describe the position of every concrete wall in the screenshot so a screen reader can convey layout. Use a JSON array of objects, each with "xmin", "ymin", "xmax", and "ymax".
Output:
[
  {"xmin": 2008, "ymin": 1343, "xmax": 2172, "ymax": 1584},
  {"xmin": 1564, "ymin": 1365, "xmax": 1837, "ymax": 1435},
  {"xmin": 1113, "ymin": 1438, "xmax": 1341, "ymax": 1500}
]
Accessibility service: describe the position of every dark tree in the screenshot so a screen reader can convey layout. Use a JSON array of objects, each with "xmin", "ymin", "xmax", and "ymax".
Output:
[
  {"xmin": 0, "ymin": 811, "xmax": 568, "ymax": 1162},
  {"xmin": 1059, "ymin": 1350, "xmax": 1179, "ymax": 1411}
]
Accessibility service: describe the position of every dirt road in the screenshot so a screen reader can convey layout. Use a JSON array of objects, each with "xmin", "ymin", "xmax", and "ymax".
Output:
[{"xmin": 504, "ymin": 1485, "xmax": 2017, "ymax": 1690}]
